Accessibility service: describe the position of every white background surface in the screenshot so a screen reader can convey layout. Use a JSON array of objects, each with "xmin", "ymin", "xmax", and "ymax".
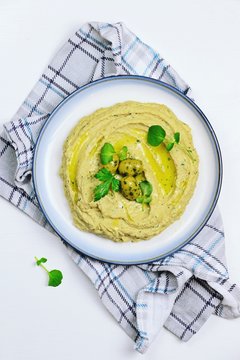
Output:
[{"xmin": 0, "ymin": 0, "xmax": 239, "ymax": 359}]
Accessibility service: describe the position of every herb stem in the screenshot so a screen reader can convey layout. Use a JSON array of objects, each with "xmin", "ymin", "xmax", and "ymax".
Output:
[{"xmin": 34, "ymin": 256, "xmax": 49, "ymax": 273}]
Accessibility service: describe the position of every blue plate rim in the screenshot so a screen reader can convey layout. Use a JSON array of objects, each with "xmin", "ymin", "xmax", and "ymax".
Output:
[{"xmin": 32, "ymin": 75, "xmax": 223, "ymax": 265}]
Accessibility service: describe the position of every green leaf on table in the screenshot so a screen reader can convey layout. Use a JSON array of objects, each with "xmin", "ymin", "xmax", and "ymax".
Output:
[
  {"xmin": 34, "ymin": 257, "xmax": 63, "ymax": 288},
  {"xmin": 36, "ymin": 257, "xmax": 47, "ymax": 266},
  {"xmin": 48, "ymin": 270, "xmax": 63, "ymax": 287}
]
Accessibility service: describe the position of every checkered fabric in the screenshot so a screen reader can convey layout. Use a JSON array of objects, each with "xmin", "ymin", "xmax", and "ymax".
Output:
[{"xmin": 0, "ymin": 22, "xmax": 239, "ymax": 353}]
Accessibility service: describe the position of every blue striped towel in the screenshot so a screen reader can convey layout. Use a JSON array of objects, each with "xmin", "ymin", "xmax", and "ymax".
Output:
[{"xmin": 0, "ymin": 22, "xmax": 239, "ymax": 353}]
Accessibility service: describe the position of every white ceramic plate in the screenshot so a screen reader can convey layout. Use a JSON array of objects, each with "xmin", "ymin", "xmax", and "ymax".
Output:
[{"xmin": 33, "ymin": 76, "xmax": 222, "ymax": 264}]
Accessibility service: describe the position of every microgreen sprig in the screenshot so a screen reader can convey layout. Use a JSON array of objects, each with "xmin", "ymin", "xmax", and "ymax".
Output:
[
  {"xmin": 147, "ymin": 125, "xmax": 180, "ymax": 151},
  {"xmin": 34, "ymin": 257, "xmax": 63, "ymax": 287},
  {"xmin": 136, "ymin": 180, "xmax": 153, "ymax": 204},
  {"xmin": 119, "ymin": 146, "xmax": 128, "ymax": 161},
  {"xmin": 147, "ymin": 125, "xmax": 166, "ymax": 146},
  {"xmin": 166, "ymin": 132, "xmax": 180, "ymax": 151},
  {"xmin": 100, "ymin": 143, "xmax": 115, "ymax": 165}
]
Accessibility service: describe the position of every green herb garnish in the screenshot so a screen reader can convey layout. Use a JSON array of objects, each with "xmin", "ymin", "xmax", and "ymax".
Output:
[
  {"xmin": 147, "ymin": 126, "xmax": 180, "ymax": 151},
  {"xmin": 36, "ymin": 257, "xmax": 47, "ymax": 265},
  {"xmin": 48, "ymin": 270, "xmax": 64, "ymax": 287},
  {"xmin": 147, "ymin": 125, "xmax": 166, "ymax": 146},
  {"xmin": 100, "ymin": 143, "xmax": 115, "ymax": 165},
  {"xmin": 174, "ymin": 132, "xmax": 180, "ymax": 144},
  {"xmin": 166, "ymin": 142, "xmax": 174, "ymax": 151},
  {"xmin": 112, "ymin": 177, "xmax": 121, "ymax": 192},
  {"xmin": 34, "ymin": 257, "xmax": 63, "ymax": 287},
  {"xmin": 119, "ymin": 146, "xmax": 128, "ymax": 161},
  {"xmin": 94, "ymin": 180, "xmax": 112, "ymax": 201},
  {"xmin": 94, "ymin": 168, "xmax": 120, "ymax": 201},
  {"xmin": 94, "ymin": 167, "xmax": 112, "ymax": 181},
  {"xmin": 166, "ymin": 132, "xmax": 181, "ymax": 151},
  {"xmin": 136, "ymin": 180, "xmax": 153, "ymax": 204}
]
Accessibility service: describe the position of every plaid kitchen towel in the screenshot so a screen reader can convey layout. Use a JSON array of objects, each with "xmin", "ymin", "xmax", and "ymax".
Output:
[{"xmin": 0, "ymin": 22, "xmax": 240, "ymax": 353}]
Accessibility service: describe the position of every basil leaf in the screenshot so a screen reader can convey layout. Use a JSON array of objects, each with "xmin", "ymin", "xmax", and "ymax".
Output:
[
  {"xmin": 136, "ymin": 197, "xmax": 144, "ymax": 203},
  {"xmin": 119, "ymin": 146, "xmax": 128, "ymax": 161},
  {"xmin": 100, "ymin": 143, "xmax": 115, "ymax": 165},
  {"xmin": 174, "ymin": 132, "xmax": 180, "ymax": 144},
  {"xmin": 166, "ymin": 142, "xmax": 175, "ymax": 151},
  {"xmin": 48, "ymin": 270, "xmax": 63, "ymax": 287},
  {"xmin": 147, "ymin": 125, "xmax": 166, "ymax": 146}
]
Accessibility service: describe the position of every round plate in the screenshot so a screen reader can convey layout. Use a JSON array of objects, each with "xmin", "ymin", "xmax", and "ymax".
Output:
[{"xmin": 33, "ymin": 75, "xmax": 222, "ymax": 264}]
